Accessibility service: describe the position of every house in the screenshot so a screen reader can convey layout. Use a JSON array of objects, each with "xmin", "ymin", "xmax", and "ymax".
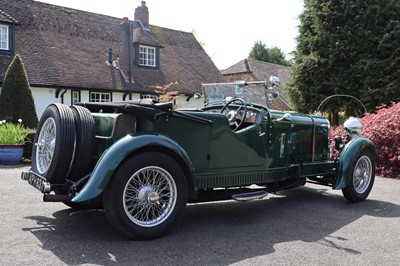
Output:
[
  {"xmin": 0, "ymin": 0, "xmax": 224, "ymax": 117},
  {"xmin": 221, "ymin": 59, "xmax": 292, "ymax": 110}
]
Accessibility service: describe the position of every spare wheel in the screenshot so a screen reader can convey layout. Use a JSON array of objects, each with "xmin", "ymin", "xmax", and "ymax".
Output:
[
  {"xmin": 67, "ymin": 105, "xmax": 96, "ymax": 181},
  {"xmin": 32, "ymin": 103, "xmax": 75, "ymax": 183}
]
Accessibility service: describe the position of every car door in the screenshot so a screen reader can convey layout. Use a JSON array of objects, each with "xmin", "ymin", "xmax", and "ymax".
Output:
[{"xmin": 208, "ymin": 114, "xmax": 267, "ymax": 169}]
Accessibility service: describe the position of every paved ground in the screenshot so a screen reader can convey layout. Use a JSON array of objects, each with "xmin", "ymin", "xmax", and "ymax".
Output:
[{"xmin": 1, "ymin": 165, "xmax": 400, "ymax": 266}]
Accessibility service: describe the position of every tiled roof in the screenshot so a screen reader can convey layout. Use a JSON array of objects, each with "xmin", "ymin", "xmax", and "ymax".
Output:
[
  {"xmin": 0, "ymin": 0, "xmax": 223, "ymax": 95},
  {"xmin": 222, "ymin": 59, "xmax": 292, "ymax": 108},
  {"xmin": 131, "ymin": 25, "xmax": 224, "ymax": 94},
  {"xmin": 132, "ymin": 27, "xmax": 163, "ymax": 47}
]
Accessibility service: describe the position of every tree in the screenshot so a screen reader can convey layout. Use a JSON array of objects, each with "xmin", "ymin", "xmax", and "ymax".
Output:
[
  {"xmin": 248, "ymin": 41, "xmax": 291, "ymax": 66},
  {"xmin": 286, "ymin": 0, "xmax": 400, "ymax": 124},
  {"xmin": 0, "ymin": 54, "xmax": 38, "ymax": 128}
]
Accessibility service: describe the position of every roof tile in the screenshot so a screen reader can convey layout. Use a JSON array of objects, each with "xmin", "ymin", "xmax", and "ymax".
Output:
[{"xmin": 0, "ymin": 0, "xmax": 223, "ymax": 95}]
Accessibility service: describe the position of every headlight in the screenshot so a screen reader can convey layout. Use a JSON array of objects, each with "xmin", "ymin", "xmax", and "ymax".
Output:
[{"xmin": 343, "ymin": 117, "xmax": 362, "ymax": 137}]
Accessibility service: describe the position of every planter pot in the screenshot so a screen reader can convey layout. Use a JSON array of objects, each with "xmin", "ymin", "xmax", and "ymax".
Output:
[{"xmin": 0, "ymin": 145, "xmax": 24, "ymax": 165}]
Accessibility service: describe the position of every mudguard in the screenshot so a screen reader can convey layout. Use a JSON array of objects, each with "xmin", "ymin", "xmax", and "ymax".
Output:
[
  {"xmin": 333, "ymin": 137, "xmax": 377, "ymax": 189},
  {"xmin": 72, "ymin": 133, "xmax": 194, "ymax": 202}
]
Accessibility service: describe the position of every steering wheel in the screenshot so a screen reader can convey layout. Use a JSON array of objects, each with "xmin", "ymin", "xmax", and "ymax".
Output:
[{"xmin": 220, "ymin": 98, "xmax": 247, "ymax": 131}]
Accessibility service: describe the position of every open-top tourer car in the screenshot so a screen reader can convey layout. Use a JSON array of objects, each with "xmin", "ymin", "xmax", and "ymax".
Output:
[{"xmin": 22, "ymin": 78, "xmax": 377, "ymax": 240}]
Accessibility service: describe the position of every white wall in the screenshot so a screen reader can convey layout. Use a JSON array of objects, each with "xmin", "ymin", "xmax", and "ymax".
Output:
[
  {"xmin": 32, "ymin": 88, "xmax": 140, "ymax": 119},
  {"xmin": 31, "ymin": 87, "xmax": 61, "ymax": 119},
  {"xmin": 31, "ymin": 87, "xmax": 206, "ymax": 119}
]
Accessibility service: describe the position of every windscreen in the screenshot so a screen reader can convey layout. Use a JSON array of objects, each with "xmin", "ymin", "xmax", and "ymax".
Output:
[{"xmin": 201, "ymin": 81, "xmax": 269, "ymax": 106}]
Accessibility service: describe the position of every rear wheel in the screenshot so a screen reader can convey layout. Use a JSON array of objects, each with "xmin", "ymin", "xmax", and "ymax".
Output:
[
  {"xmin": 104, "ymin": 152, "xmax": 188, "ymax": 240},
  {"xmin": 32, "ymin": 104, "xmax": 75, "ymax": 183},
  {"xmin": 342, "ymin": 149, "xmax": 375, "ymax": 202}
]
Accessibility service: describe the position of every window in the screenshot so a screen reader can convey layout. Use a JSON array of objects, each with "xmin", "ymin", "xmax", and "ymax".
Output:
[
  {"xmin": 90, "ymin": 92, "xmax": 111, "ymax": 102},
  {"xmin": 71, "ymin": 90, "xmax": 80, "ymax": 105},
  {"xmin": 139, "ymin": 45, "xmax": 156, "ymax": 67},
  {"xmin": 0, "ymin": 25, "xmax": 9, "ymax": 50},
  {"xmin": 140, "ymin": 94, "xmax": 158, "ymax": 100}
]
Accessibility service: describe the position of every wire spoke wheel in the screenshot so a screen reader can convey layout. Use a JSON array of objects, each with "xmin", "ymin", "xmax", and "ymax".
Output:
[
  {"xmin": 342, "ymin": 149, "xmax": 375, "ymax": 203},
  {"xmin": 353, "ymin": 155, "xmax": 372, "ymax": 194},
  {"xmin": 32, "ymin": 103, "xmax": 75, "ymax": 183},
  {"xmin": 35, "ymin": 118, "xmax": 56, "ymax": 174},
  {"xmin": 123, "ymin": 166, "xmax": 177, "ymax": 227},
  {"xmin": 104, "ymin": 152, "xmax": 187, "ymax": 240}
]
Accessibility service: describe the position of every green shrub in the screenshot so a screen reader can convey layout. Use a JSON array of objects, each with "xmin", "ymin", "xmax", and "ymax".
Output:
[{"xmin": 0, "ymin": 54, "xmax": 38, "ymax": 129}]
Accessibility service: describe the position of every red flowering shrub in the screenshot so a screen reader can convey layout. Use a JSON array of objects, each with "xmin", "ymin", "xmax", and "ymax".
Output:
[
  {"xmin": 330, "ymin": 102, "xmax": 400, "ymax": 178},
  {"xmin": 361, "ymin": 102, "xmax": 400, "ymax": 179}
]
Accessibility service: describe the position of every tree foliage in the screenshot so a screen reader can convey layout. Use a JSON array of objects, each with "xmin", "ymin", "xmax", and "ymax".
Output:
[
  {"xmin": 286, "ymin": 0, "xmax": 400, "ymax": 122},
  {"xmin": 248, "ymin": 41, "xmax": 291, "ymax": 66},
  {"xmin": 0, "ymin": 54, "xmax": 38, "ymax": 128}
]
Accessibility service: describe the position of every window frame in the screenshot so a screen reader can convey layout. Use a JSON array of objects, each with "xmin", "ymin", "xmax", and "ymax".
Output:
[
  {"xmin": 0, "ymin": 24, "xmax": 9, "ymax": 50},
  {"xmin": 71, "ymin": 90, "xmax": 81, "ymax": 105},
  {"xmin": 138, "ymin": 45, "xmax": 156, "ymax": 67},
  {"xmin": 140, "ymin": 94, "xmax": 158, "ymax": 100},
  {"xmin": 89, "ymin": 91, "xmax": 112, "ymax": 102}
]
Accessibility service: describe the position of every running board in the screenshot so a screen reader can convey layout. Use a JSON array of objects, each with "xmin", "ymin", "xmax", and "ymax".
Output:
[{"xmin": 232, "ymin": 191, "xmax": 268, "ymax": 202}]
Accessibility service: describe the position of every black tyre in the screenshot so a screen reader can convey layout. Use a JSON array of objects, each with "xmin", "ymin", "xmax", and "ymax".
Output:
[
  {"xmin": 67, "ymin": 105, "xmax": 96, "ymax": 181},
  {"xmin": 342, "ymin": 149, "xmax": 375, "ymax": 202},
  {"xmin": 104, "ymin": 152, "xmax": 188, "ymax": 240},
  {"xmin": 32, "ymin": 103, "xmax": 75, "ymax": 183}
]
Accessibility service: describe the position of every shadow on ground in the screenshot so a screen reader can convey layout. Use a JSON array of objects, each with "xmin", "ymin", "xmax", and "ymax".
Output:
[{"xmin": 22, "ymin": 186, "xmax": 400, "ymax": 265}]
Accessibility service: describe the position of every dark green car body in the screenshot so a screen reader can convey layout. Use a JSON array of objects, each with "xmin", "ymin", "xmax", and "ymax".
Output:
[
  {"xmin": 72, "ymin": 100, "xmax": 374, "ymax": 203},
  {"xmin": 23, "ymin": 80, "xmax": 377, "ymax": 240}
]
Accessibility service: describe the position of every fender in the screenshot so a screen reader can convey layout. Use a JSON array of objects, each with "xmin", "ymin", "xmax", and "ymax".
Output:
[
  {"xmin": 72, "ymin": 133, "xmax": 194, "ymax": 202},
  {"xmin": 333, "ymin": 137, "xmax": 377, "ymax": 189}
]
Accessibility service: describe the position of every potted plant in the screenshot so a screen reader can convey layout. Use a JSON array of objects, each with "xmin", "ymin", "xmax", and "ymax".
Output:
[{"xmin": 0, "ymin": 119, "xmax": 29, "ymax": 165}]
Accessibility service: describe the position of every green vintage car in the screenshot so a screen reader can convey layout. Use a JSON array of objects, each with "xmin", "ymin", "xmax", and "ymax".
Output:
[{"xmin": 22, "ymin": 78, "xmax": 377, "ymax": 240}]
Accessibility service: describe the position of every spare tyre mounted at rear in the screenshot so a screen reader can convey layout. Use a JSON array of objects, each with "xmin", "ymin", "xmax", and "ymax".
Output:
[
  {"xmin": 32, "ymin": 103, "xmax": 96, "ymax": 184},
  {"xmin": 68, "ymin": 105, "xmax": 96, "ymax": 182},
  {"xmin": 32, "ymin": 103, "xmax": 76, "ymax": 183}
]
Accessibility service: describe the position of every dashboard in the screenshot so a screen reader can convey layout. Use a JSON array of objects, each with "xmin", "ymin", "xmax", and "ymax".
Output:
[{"xmin": 202, "ymin": 106, "xmax": 261, "ymax": 124}]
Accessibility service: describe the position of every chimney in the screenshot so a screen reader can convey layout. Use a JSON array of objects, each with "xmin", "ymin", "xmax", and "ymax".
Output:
[
  {"xmin": 134, "ymin": 1, "xmax": 149, "ymax": 28},
  {"xmin": 118, "ymin": 17, "xmax": 134, "ymax": 83}
]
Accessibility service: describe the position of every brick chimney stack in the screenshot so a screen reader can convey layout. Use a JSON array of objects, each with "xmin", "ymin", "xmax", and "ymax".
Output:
[{"xmin": 134, "ymin": 1, "xmax": 149, "ymax": 28}]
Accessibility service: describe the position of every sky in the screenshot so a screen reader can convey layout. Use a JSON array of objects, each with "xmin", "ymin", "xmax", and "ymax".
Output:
[{"xmin": 37, "ymin": 0, "xmax": 304, "ymax": 70}]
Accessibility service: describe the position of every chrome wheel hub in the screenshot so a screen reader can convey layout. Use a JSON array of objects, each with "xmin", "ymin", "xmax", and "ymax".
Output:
[
  {"xmin": 147, "ymin": 191, "xmax": 160, "ymax": 203},
  {"xmin": 137, "ymin": 186, "xmax": 160, "ymax": 204}
]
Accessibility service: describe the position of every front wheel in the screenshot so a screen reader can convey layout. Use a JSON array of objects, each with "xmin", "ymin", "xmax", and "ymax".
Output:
[
  {"xmin": 104, "ymin": 152, "xmax": 188, "ymax": 240},
  {"xmin": 342, "ymin": 149, "xmax": 375, "ymax": 202}
]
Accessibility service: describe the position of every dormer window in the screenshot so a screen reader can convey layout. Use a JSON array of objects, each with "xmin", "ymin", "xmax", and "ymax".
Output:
[
  {"xmin": 139, "ymin": 45, "xmax": 156, "ymax": 67},
  {"xmin": 0, "ymin": 24, "xmax": 9, "ymax": 50}
]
